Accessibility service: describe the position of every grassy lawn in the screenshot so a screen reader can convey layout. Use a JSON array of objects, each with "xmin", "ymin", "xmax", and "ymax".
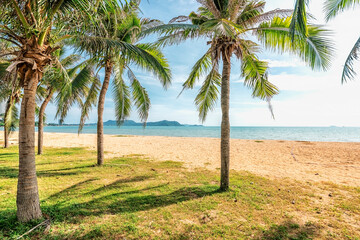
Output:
[{"xmin": 0, "ymin": 146, "xmax": 359, "ymax": 239}]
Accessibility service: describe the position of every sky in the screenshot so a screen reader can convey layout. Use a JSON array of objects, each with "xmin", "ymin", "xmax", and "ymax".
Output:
[{"xmin": 44, "ymin": 0, "xmax": 360, "ymax": 127}]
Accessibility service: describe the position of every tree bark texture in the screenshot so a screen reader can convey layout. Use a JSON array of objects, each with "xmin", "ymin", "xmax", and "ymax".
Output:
[
  {"xmin": 97, "ymin": 60, "xmax": 113, "ymax": 166},
  {"xmin": 220, "ymin": 51, "xmax": 231, "ymax": 191},
  {"xmin": 13, "ymin": 39, "xmax": 53, "ymax": 222},
  {"xmin": 4, "ymin": 123, "xmax": 9, "ymax": 148},
  {"xmin": 17, "ymin": 68, "xmax": 43, "ymax": 222}
]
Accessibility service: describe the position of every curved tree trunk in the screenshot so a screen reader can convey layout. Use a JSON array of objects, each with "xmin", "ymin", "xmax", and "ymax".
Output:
[
  {"xmin": 97, "ymin": 60, "xmax": 113, "ymax": 166},
  {"xmin": 17, "ymin": 68, "xmax": 43, "ymax": 222},
  {"xmin": 4, "ymin": 126, "xmax": 9, "ymax": 148},
  {"xmin": 220, "ymin": 52, "xmax": 231, "ymax": 191},
  {"xmin": 3, "ymin": 98, "xmax": 11, "ymax": 148},
  {"xmin": 38, "ymin": 87, "xmax": 54, "ymax": 155}
]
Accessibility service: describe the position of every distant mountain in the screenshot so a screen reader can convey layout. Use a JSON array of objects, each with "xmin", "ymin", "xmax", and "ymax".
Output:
[
  {"xmin": 48, "ymin": 120, "xmax": 200, "ymax": 127},
  {"xmin": 104, "ymin": 120, "xmax": 183, "ymax": 126}
]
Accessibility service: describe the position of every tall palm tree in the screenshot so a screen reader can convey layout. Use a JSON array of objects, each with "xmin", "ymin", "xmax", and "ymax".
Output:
[
  {"xmin": 67, "ymin": 0, "xmax": 171, "ymax": 166},
  {"xmin": 37, "ymin": 49, "xmax": 93, "ymax": 155},
  {"xmin": 291, "ymin": 0, "xmax": 359, "ymax": 82},
  {"xmin": 145, "ymin": 0, "xmax": 333, "ymax": 191},
  {"xmin": 0, "ymin": 0, "xmax": 100, "ymax": 222}
]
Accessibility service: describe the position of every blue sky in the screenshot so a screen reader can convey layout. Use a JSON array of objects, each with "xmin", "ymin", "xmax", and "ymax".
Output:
[{"xmin": 44, "ymin": 0, "xmax": 360, "ymax": 126}]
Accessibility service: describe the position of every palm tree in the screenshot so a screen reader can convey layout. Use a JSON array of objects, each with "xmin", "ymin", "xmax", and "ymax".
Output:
[
  {"xmin": 146, "ymin": 0, "xmax": 333, "ymax": 191},
  {"xmin": 291, "ymin": 0, "xmax": 359, "ymax": 82},
  {"xmin": 37, "ymin": 49, "xmax": 93, "ymax": 155},
  {"xmin": 0, "ymin": 0, "xmax": 100, "ymax": 222},
  {"xmin": 1, "ymin": 89, "xmax": 20, "ymax": 148},
  {"xmin": 67, "ymin": 0, "xmax": 171, "ymax": 166},
  {"xmin": 0, "ymin": 40, "xmax": 19, "ymax": 148}
]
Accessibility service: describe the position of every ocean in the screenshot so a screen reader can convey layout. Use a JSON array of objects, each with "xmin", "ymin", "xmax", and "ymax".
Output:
[{"xmin": 41, "ymin": 125, "xmax": 360, "ymax": 142}]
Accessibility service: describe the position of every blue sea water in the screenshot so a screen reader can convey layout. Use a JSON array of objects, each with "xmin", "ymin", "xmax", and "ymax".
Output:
[{"xmin": 41, "ymin": 125, "xmax": 360, "ymax": 142}]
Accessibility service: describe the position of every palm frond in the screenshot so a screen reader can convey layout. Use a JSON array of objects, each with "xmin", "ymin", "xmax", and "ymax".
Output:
[
  {"xmin": 241, "ymin": 54, "xmax": 278, "ymax": 99},
  {"xmin": 255, "ymin": 16, "xmax": 334, "ymax": 71},
  {"xmin": 180, "ymin": 50, "xmax": 212, "ymax": 95},
  {"xmin": 195, "ymin": 68, "xmax": 221, "ymax": 122},
  {"xmin": 140, "ymin": 23, "xmax": 200, "ymax": 39},
  {"xmin": 236, "ymin": 0, "xmax": 266, "ymax": 25},
  {"xmin": 325, "ymin": 0, "xmax": 360, "ymax": 21},
  {"xmin": 131, "ymin": 43, "xmax": 172, "ymax": 89},
  {"xmin": 196, "ymin": 0, "xmax": 221, "ymax": 18},
  {"xmin": 289, "ymin": 0, "xmax": 309, "ymax": 38},
  {"xmin": 113, "ymin": 65, "xmax": 131, "ymax": 125},
  {"xmin": 55, "ymin": 64, "xmax": 93, "ymax": 121},
  {"xmin": 4, "ymin": 98, "xmax": 18, "ymax": 133},
  {"xmin": 79, "ymin": 76, "xmax": 101, "ymax": 133},
  {"xmin": 155, "ymin": 28, "xmax": 204, "ymax": 47},
  {"xmin": 342, "ymin": 36, "xmax": 360, "ymax": 83},
  {"xmin": 169, "ymin": 16, "xmax": 190, "ymax": 24},
  {"xmin": 128, "ymin": 69, "xmax": 150, "ymax": 125},
  {"xmin": 0, "ymin": 62, "xmax": 10, "ymax": 80},
  {"xmin": 241, "ymin": 54, "xmax": 278, "ymax": 117},
  {"xmin": 60, "ymin": 54, "xmax": 82, "ymax": 69},
  {"xmin": 141, "ymin": 18, "xmax": 163, "ymax": 30},
  {"xmin": 70, "ymin": 36, "xmax": 172, "ymax": 85},
  {"xmin": 242, "ymin": 9, "xmax": 293, "ymax": 27}
]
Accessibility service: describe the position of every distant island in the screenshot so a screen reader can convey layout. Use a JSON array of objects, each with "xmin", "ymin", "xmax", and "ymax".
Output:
[
  {"xmin": 105, "ymin": 120, "xmax": 182, "ymax": 126},
  {"xmin": 47, "ymin": 120, "xmax": 202, "ymax": 127}
]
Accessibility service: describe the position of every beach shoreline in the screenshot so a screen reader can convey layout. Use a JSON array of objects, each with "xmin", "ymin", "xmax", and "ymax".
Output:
[{"xmin": 1, "ymin": 131, "xmax": 360, "ymax": 186}]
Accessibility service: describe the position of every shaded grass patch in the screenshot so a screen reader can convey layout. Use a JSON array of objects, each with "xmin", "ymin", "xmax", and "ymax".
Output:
[{"xmin": 0, "ymin": 146, "xmax": 359, "ymax": 239}]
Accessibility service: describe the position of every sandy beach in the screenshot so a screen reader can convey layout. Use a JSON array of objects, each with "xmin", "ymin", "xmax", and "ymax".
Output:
[{"xmin": 1, "ymin": 131, "xmax": 360, "ymax": 186}]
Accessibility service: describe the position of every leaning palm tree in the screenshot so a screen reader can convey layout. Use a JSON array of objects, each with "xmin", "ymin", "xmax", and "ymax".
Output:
[
  {"xmin": 1, "ymin": 88, "xmax": 20, "ymax": 148},
  {"xmin": 0, "ymin": 40, "xmax": 19, "ymax": 148},
  {"xmin": 145, "ymin": 0, "xmax": 333, "ymax": 191},
  {"xmin": 66, "ymin": 0, "xmax": 171, "ymax": 166},
  {"xmin": 37, "ymin": 49, "xmax": 93, "ymax": 155},
  {"xmin": 0, "ymin": 0, "xmax": 102, "ymax": 222},
  {"xmin": 291, "ymin": 0, "xmax": 359, "ymax": 82}
]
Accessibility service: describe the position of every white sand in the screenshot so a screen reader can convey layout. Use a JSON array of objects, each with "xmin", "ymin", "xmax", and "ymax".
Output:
[{"xmin": 1, "ymin": 131, "xmax": 360, "ymax": 186}]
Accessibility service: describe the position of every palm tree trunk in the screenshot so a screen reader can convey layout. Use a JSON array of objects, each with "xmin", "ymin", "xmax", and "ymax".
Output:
[
  {"xmin": 220, "ymin": 52, "xmax": 231, "ymax": 191},
  {"xmin": 38, "ymin": 87, "xmax": 54, "ymax": 155},
  {"xmin": 17, "ymin": 69, "xmax": 42, "ymax": 222},
  {"xmin": 4, "ymin": 124, "xmax": 9, "ymax": 148},
  {"xmin": 3, "ymin": 98, "xmax": 10, "ymax": 148},
  {"xmin": 97, "ymin": 60, "xmax": 112, "ymax": 166}
]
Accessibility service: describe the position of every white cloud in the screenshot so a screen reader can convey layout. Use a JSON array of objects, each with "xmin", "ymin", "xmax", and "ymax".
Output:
[
  {"xmin": 264, "ymin": 59, "xmax": 306, "ymax": 68},
  {"xmin": 268, "ymin": 73, "xmax": 338, "ymax": 92}
]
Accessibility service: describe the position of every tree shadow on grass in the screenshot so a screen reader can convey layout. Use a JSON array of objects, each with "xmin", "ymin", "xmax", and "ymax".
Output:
[
  {"xmin": 84, "ymin": 175, "xmax": 152, "ymax": 196},
  {"xmin": 46, "ymin": 178, "xmax": 99, "ymax": 200},
  {"xmin": 45, "ymin": 185, "xmax": 220, "ymax": 224},
  {"xmin": 45, "ymin": 175, "xmax": 152, "ymax": 201},
  {"xmin": 40, "ymin": 164, "xmax": 95, "ymax": 173},
  {"xmin": 1, "ymin": 170, "xmax": 220, "ymax": 239},
  {"xmin": 253, "ymin": 220, "xmax": 321, "ymax": 240},
  {"xmin": 0, "ymin": 165, "xmax": 91, "ymax": 179},
  {"xmin": 37, "ymin": 174, "xmax": 219, "ymax": 224},
  {"xmin": 0, "ymin": 152, "xmax": 17, "ymax": 160},
  {"xmin": 36, "ymin": 158, "xmax": 93, "ymax": 166},
  {"xmin": 0, "ymin": 166, "xmax": 18, "ymax": 178},
  {"xmin": 0, "ymin": 175, "xmax": 157, "ymax": 236},
  {"xmin": 40, "ymin": 185, "xmax": 220, "ymax": 240}
]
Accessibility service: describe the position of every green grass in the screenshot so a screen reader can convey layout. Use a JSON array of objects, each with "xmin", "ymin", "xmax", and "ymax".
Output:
[{"xmin": 0, "ymin": 146, "xmax": 359, "ymax": 239}]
